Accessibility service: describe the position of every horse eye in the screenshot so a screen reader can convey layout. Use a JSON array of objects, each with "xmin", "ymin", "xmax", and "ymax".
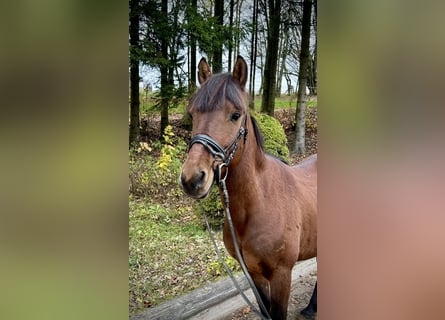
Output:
[{"xmin": 231, "ymin": 112, "xmax": 241, "ymax": 122}]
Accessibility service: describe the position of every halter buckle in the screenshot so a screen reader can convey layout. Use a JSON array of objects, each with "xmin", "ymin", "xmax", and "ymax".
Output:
[{"xmin": 215, "ymin": 162, "xmax": 228, "ymax": 184}]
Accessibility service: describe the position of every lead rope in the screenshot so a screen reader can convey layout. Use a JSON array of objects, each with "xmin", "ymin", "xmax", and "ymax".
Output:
[
  {"xmin": 201, "ymin": 206, "xmax": 263, "ymax": 317},
  {"xmin": 198, "ymin": 163, "xmax": 272, "ymax": 320}
]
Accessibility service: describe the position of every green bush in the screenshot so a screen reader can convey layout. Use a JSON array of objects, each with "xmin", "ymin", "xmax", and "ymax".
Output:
[
  {"xmin": 193, "ymin": 185, "xmax": 224, "ymax": 230},
  {"xmin": 208, "ymin": 254, "xmax": 240, "ymax": 276},
  {"xmin": 251, "ymin": 112, "xmax": 290, "ymax": 163},
  {"xmin": 181, "ymin": 111, "xmax": 193, "ymax": 131},
  {"xmin": 129, "ymin": 125, "xmax": 186, "ymax": 200}
]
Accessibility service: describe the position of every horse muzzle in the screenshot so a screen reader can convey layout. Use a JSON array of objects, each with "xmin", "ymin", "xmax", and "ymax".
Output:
[
  {"xmin": 180, "ymin": 146, "xmax": 215, "ymax": 199},
  {"xmin": 180, "ymin": 169, "xmax": 213, "ymax": 199}
]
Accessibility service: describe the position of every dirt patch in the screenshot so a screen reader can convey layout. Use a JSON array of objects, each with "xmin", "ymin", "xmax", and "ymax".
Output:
[{"xmin": 226, "ymin": 269, "xmax": 317, "ymax": 320}]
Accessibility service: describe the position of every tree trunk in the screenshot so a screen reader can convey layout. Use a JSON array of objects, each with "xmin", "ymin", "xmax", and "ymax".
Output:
[
  {"xmin": 213, "ymin": 0, "xmax": 224, "ymax": 73},
  {"xmin": 228, "ymin": 0, "xmax": 234, "ymax": 72},
  {"xmin": 160, "ymin": 0, "xmax": 169, "ymax": 138},
  {"xmin": 293, "ymin": 0, "xmax": 312, "ymax": 154},
  {"xmin": 307, "ymin": 0, "xmax": 317, "ymax": 96},
  {"xmin": 248, "ymin": 0, "xmax": 258, "ymax": 109},
  {"xmin": 258, "ymin": 48, "xmax": 264, "ymax": 95},
  {"xmin": 275, "ymin": 34, "xmax": 283, "ymax": 97},
  {"xmin": 189, "ymin": 0, "xmax": 198, "ymax": 90},
  {"xmin": 234, "ymin": 0, "xmax": 242, "ymax": 57},
  {"xmin": 260, "ymin": 0, "xmax": 281, "ymax": 116},
  {"xmin": 252, "ymin": 2, "xmax": 261, "ymax": 96},
  {"xmin": 249, "ymin": 0, "xmax": 257, "ymax": 94},
  {"xmin": 284, "ymin": 72, "xmax": 293, "ymax": 95},
  {"xmin": 129, "ymin": 0, "xmax": 140, "ymax": 148},
  {"xmin": 276, "ymin": 29, "xmax": 289, "ymax": 97},
  {"xmin": 308, "ymin": 42, "xmax": 317, "ymax": 96}
]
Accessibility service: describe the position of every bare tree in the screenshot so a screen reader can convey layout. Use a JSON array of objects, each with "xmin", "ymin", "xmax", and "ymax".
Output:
[
  {"xmin": 276, "ymin": 25, "xmax": 290, "ymax": 97},
  {"xmin": 213, "ymin": 0, "xmax": 224, "ymax": 73},
  {"xmin": 260, "ymin": 0, "xmax": 282, "ymax": 116},
  {"xmin": 249, "ymin": 0, "xmax": 259, "ymax": 104},
  {"xmin": 159, "ymin": 0, "xmax": 169, "ymax": 137},
  {"xmin": 228, "ymin": 0, "xmax": 235, "ymax": 71},
  {"xmin": 293, "ymin": 0, "xmax": 312, "ymax": 154},
  {"xmin": 188, "ymin": 0, "xmax": 198, "ymax": 90},
  {"xmin": 129, "ymin": 0, "xmax": 141, "ymax": 148},
  {"xmin": 307, "ymin": 0, "xmax": 317, "ymax": 96},
  {"xmin": 234, "ymin": 0, "xmax": 244, "ymax": 57}
]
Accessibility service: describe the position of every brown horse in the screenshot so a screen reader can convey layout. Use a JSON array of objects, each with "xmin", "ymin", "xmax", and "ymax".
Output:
[{"xmin": 180, "ymin": 56, "xmax": 317, "ymax": 320}]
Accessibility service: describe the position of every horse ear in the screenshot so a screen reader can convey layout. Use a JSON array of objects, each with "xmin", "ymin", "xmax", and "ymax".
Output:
[
  {"xmin": 232, "ymin": 55, "xmax": 248, "ymax": 89},
  {"xmin": 198, "ymin": 57, "xmax": 212, "ymax": 85}
]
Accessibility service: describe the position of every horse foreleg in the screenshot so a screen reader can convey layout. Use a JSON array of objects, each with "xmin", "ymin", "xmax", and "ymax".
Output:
[
  {"xmin": 300, "ymin": 281, "xmax": 317, "ymax": 318},
  {"xmin": 268, "ymin": 266, "xmax": 292, "ymax": 320},
  {"xmin": 251, "ymin": 272, "xmax": 271, "ymax": 318}
]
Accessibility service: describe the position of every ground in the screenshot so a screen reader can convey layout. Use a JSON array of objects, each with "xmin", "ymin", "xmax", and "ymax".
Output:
[{"xmin": 226, "ymin": 269, "xmax": 317, "ymax": 319}]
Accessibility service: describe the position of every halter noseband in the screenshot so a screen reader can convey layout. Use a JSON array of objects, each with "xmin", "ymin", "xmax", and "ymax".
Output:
[{"xmin": 187, "ymin": 114, "xmax": 248, "ymax": 184}]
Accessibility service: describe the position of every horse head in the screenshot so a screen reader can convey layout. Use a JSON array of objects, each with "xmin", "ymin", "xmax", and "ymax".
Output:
[{"xmin": 180, "ymin": 56, "xmax": 249, "ymax": 199}]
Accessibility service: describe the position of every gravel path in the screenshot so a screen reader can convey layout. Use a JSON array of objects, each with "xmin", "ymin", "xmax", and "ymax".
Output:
[
  {"xmin": 226, "ymin": 269, "xmax": 317, "ymax": 320},
  {"xmin": 190, "ymin": 258, "xmax": 317, "ymax": 320}
]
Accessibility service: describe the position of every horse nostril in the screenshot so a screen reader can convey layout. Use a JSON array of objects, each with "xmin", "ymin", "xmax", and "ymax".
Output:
[
  {"xmin": 180, "ymin": 173, "xmax": 187, "ymax": 186},
  {"xmin": 181, "ymin": 171, "xmax": 206, "ymax": 190},
  {"xmin": 192, "ymin": 170, "xmax": 205, "ymax": 187},
  {"xmin": 198, "ymin": 170, "xmax": 205, "ymax": 182},
  {"xmin": 192, "ymin": 171, "xmax": 206, "ymax": 189}
]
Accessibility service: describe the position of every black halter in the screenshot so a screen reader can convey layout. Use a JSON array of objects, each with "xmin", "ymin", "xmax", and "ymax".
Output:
[{"xmin": 187, "ymin": 114, "xmax": 248, "ymax": 184}]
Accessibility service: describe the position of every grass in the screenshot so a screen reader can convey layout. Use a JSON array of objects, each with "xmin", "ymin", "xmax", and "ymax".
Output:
[
  {"xmin": 129, "ymin": 140, "xmax": 239, "ymax": 315},
  {"xmin": 139, "ymin": 91, "xmax": 188, "ymax": 115},
  {"xmin": 253, "ymin": 95, "xmax": 317, "ymax": 111},
  {"xmin": 140, "ymin": 91, "xmax": 317, "ymax": 115},
  {"xmin": 129, "ymin": 196, "xmax": 235, "ymax": 314}
]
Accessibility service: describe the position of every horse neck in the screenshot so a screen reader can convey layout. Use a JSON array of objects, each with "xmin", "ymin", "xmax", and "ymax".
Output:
[{"xmin": 224, "ymin": 115, "xmax": 265, "ymax": 203}]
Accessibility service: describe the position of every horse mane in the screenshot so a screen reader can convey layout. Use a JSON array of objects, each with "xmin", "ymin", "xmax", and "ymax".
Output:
[
  {"xmin": 188, "ymin": 73, "xmax": 247, "ymax": 113},
  {"xmin": 250, "ymin": 115, "xmax": 264, "ymax": 151}
]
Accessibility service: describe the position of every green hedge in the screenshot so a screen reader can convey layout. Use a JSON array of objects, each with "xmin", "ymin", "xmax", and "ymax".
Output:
[{"xmin": 251, "ymin": 111, "xmax": 290, "ymax": 163}]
